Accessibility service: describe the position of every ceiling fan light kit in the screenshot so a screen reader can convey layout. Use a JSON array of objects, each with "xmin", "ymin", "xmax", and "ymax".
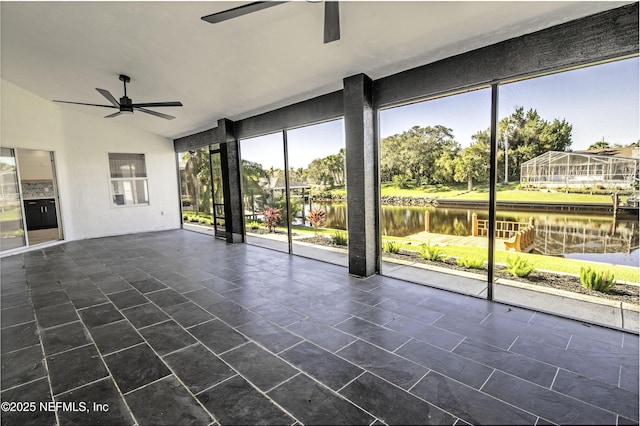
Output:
[{"xmin": 53, "ymin": 74, "xmax": 183, "ymax": 120}]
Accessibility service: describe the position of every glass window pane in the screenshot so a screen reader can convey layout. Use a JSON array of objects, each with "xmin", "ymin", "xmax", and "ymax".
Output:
[
  {"xmin": 287, "ymin": 119, "xmax": 347, "ymax": 267},
  {"xmin": 494, "ymin": 57, "xmax": 639, "ymax": 330},
  {"xmin": 112, "ymin": 179, "xmax": 148, "ymax": 205},
  {"xmin": 179, "ymin": 148, "xmax": 214, "ymax": 234},
  {"xmin": 109, "ymin": 153, "xmax": 146, "ymax": 178},
  {"xmin": 241, "ymin": 132, "xmax": 288, "ymax": 253},
  {"xmin": 210, "ymin": 149, "xmax": 225, "ymax": 236},
  {"xmin": 379, "ymin": 88, "xmax": 491, "ymax": 296}
]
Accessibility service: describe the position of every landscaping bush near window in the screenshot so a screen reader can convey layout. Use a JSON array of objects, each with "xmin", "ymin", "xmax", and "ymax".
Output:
[
  {"xmin": 332, "ymin": 230, "xmax": 348, "ymax": 246},
  {"xmin": 247, "ymin": 220, "xmax": 261, "ymax": 230},
  {"xmin": 456, "ymin": 256, "xmax": 485, "ymax": 269},
  {"xmin": 382, "ymin": 240, "xmax": 403, "ymax": 254},
  {"xmin": 306, "ymin": 207, "xmax": 327, "ymax": 236},
  {"xmin": 580, "ymin": 266, "xmax": 616, "ymax": 292},
  {"xmin": 417, "ymin": 242, "xmax": 446, "ymax": 261},
  {"xmin": 505, "ymin": 255, "xmax": 535, "ymax": 277},
  {"xmin": 262, "ymin": 206, "xmax": 282, "ymax": 233}
]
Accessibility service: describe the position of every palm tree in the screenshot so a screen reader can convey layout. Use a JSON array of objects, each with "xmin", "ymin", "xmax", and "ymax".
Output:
[
  {"xmin": 242, "ymin": 160, "xmax": 268, "ymax": 218},
  {"xmin": 183, "ymin": 149, "xmax": 209, "ymax": 215}
]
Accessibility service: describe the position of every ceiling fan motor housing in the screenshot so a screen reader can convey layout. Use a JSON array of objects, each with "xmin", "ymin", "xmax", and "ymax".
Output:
[
  {"xmin": 119, "ymin": 96, "xmax": 134, "ymax": 113},
  {"xmin": 53, "ymin": 73, "xmax": 181, "ymax": 119}
]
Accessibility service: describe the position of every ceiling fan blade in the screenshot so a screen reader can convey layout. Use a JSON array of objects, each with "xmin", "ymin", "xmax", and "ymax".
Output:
[
  {"xmin": 135, "ymin": 107, "xmax": 176, "ymax": 120},
  {"xmin": 201, "ymin": 1, "xmax": 286, "ymax": 24},
  {"xmin": 53, "ymin": 100, "xmax": 118, "ymax": 108},
  {"xmin": 324, "ymin": 1, "xmax": 340, "ymax": 44},
  {"xmin": 96, "ymin": 88, "xmax": 120, "ymax": 107},
  {"xmin": 131, "ymin": 102, "xmax": 183, "ymax": 108},
  {"xmin": 105, "ymin": 111, "xmax": 123, "ymax": 118}
]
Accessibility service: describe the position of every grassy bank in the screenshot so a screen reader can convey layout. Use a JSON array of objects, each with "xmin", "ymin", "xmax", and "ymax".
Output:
[
  {"xmin": 316, "ymin": 182, "xmax": 630, "ymax": 204},
  {"xmin": 262, "ymin": 224, "xmax": 639, "ymax": 283}
]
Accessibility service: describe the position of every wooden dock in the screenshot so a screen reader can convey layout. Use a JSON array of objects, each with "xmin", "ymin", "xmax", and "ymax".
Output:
[{"xmin": 403, "ymin": 231, "xmax": 512, "ymax": 251}]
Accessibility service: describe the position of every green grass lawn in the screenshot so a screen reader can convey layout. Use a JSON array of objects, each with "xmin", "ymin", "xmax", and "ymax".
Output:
[
  {"xmin": 257, "ymin": 223, "xmax": 639, "ymax": 283},
  {"xmin": 0, "ymin": 209, "xmax": 23, "ymax": 222},
  {"xmin": 378, "ymin": 182, "xmax": 623, "ymax": 204},
  {"xmin": 385, "ymin": 240, "xmax": 639, "ymax": 283}
]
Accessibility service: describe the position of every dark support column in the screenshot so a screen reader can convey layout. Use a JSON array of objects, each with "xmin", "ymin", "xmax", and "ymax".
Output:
[
  {"xmin": 217, "ymin": 118, "xmax": 244, "ymax": 243},
  {"xmin": 487, "ymin": 84, "xmax": 500, "ymax": 300},
  {"xmin": 344, "ymin": 74, "xmax": 378, "ymax": 277}
]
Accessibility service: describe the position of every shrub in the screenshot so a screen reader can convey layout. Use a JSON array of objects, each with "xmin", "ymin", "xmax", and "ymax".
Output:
[
  {"xmin": 306, "ymin": 207, "xmax": 327, "ymax": 235},
  {"xmin": 392, "ymin": 174, "xmax": 410, "ymax": 189},
  {"xmin": 417, "ymin": 242, "xmax": 445, "ymax": 261},
  {"xmin": 456, "ymin": 256, "xmax": 485, "ymax": 269},
  {"xmin": 262, "ymin": 206, "xmax": 282, "ymax": 233},
  {"xmin": 382, "ymin": 240, "xmax": 403, "ymax": 254},
  {"xmin": 332, "ymin": 230, "xmax": 348, "ymax": 246},
  {"xmin": 505, "ymin": 255, "xmax": 535, "ymax": 277},
  {"xmin": 580, "ymin": 266, "xmax": 616, "ymax": 292},
  {"xmin": 189, "ymin": 216, "xmax": 200, "ymax": 223},
  {"xmin": 247, "ymin": 220, "xmax": 261, "ymax": 230}
]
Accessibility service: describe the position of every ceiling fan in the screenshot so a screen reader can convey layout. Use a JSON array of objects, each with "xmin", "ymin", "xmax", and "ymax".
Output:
[
  {"xmin": 201, "ymin": 1, "xmax": 340, "ymax": 44},
  {"xmin": 53, "ymin": 75, "xmax": 183, "ymax": 120}
]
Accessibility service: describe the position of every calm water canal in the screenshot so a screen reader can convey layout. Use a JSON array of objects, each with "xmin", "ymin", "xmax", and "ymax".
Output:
[{"xmin": 314, "ymin": 203, "xmax": 639, "ymax": 267}]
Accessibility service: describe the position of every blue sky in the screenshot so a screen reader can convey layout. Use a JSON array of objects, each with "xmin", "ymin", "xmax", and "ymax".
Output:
[{"xmin": 241, "ymin": 57, "xmax": 639, "ymax": 169}]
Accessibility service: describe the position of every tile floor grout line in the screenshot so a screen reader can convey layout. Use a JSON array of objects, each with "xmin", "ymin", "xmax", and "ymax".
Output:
[
  {"xmin": 406, "ymin": 370, "xmax": 431, "ymax": 393},
  {"xmin": 478, "ymin": 369, "xmax": 496, "ymax": 391},
  {"xmin": 28, "ymin": 280, "xmax": 63, "ymax": 426},
  {"xmin": 565, "ymin": 334, "xmax": 573, "ymax": 350},
  {"xmin": 151, "ymin": 299, "xmax": 306, "ymax": 425},
  {"xmin": 548, "ymin": 368, "xmax": 561, "ymax": 390},
  {"xmin": 617, "ymin": 365, "xmax": 623, "ymax": 388},
  {"xmin": 40, "ymin": 341, "xmax": 94, "ymax": 359},
  {"xmin": 276, "ymin": 339, "xmax": 306, "ymax": 356},
  {"xmin": 194, "ymin": 373, "xmax": 240, "ymax": 396},
  {"xmin": 4, "ymin": 231, "xmax": 639, "ymax": 424},
  {"xmin": 335, "ymin": 371, "xmax": 366, "ymax": 394},
  {"xmin": 392, "ymin": 337, "xmax": 414, "ymax": 354},
  {"xmin": 64, "ymin": 288, "xmax": 142, "ymax": 426},
  {"xmin": 506, "ymin": 335, "xmax": 519, "ymax": 352},
  {"xmin": 449, "ymin": 336, "xmax": 467, "ymax": 353},
  {"xmin": 333, "ymin": 338, "xmax": 359, "ymax": 354}
]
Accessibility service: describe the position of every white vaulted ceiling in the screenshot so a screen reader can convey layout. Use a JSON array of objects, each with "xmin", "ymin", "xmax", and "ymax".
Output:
[{"xmin": 1, "ymin": 1, "xmax": 632, "ymax": 139}]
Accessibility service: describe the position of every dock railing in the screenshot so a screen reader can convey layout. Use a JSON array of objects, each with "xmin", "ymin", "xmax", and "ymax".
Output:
[{"xmin": 473, "ymin": 213, "xmax": 536, "ymax": 252}]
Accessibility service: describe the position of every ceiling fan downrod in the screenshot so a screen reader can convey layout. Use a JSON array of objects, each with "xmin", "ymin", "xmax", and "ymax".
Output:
[{"xmin": 119, "ymin": 74, "xmax": 133, "ymax": 113}]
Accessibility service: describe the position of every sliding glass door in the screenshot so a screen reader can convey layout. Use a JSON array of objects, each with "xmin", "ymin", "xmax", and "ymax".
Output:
[{"xmin": 0, "ymin": 148, "xmax": 26, "ymax": 252}]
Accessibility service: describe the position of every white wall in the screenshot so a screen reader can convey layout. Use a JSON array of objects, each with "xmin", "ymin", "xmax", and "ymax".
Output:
[{"xmin": 1, "ymin": 80, "xmax": 181, "ymax": 241}]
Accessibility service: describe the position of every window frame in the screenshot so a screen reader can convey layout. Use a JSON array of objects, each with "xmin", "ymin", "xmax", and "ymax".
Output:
[{"xmin": 107, "ymin": 152, "xmax": 150, "ymax": 207}]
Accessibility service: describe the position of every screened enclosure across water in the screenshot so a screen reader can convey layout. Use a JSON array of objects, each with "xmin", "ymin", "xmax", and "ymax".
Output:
[{"xmin": 520, "ymin": 151, "xmax": 639, "ymax": 190}]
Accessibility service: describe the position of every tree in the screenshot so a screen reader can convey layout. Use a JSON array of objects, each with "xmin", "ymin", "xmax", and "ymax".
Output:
[
  {"xmin": 588, "ymin": 139, "xmax": 611, "ymax": 150},
  {"xmin": 304, "ymin": 148, "xmax": 346, "ymax": 189},
  {"xmin": 242, "ymin": 159, "xmax": 268, "ymax": 217},
  {"xmin": 498, "ymin": 107, "xmax": 572, "ymax": 181},
  {"xmin": 380, "ymin": 125, "xmax": 458, "ymax": 186},
  {"xmin": 307, "ymin": 157, "xmax": 330, "ymax": 186},
  {"xmin": 453, "ymin": 135, "xmax": 490, "ymax": 191},
  {"xmin": 183, "ymin": 149, "xmax": 211, "ymax": 214}
]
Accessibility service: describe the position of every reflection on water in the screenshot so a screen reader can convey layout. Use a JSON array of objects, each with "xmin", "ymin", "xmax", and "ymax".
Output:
[{"xmin": 317, "ymin": 203, "xmax": 639, "ymax": 267}]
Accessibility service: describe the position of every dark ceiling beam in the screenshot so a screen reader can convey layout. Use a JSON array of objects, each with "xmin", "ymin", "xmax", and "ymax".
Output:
[
  {"xmin": 234, "ymin": 90, "xmax": 344, "ymax": 140},
  {"xmin": 177, "ymin": 3, "xmax": 638, "ymax": 151},
  {"xmin": 373, "ymin": 2, "xmax": 639, "ymax": 108}
]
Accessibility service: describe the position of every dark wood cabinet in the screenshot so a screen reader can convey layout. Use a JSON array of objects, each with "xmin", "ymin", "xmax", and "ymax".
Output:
[{"xmin": 24, "ymin": 199, "xmax": 57, "ymax": 230}]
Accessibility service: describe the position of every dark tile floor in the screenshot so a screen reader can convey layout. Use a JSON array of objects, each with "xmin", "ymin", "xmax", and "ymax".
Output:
[{"xmin": 1, "ymin": 230, "xmax": 638, "ymax": 425}]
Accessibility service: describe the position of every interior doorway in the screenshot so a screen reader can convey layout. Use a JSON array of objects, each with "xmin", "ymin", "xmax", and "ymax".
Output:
[{"xmin": 16, "ymin": 148, "xmax": 62, "ymax": 246}]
